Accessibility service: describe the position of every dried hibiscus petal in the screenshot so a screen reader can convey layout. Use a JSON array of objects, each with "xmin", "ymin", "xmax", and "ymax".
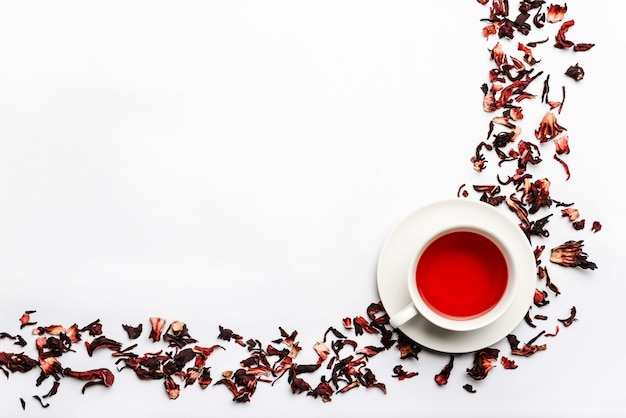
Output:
[
  {"xmin": 287, "ymin": 366, "xmax": 311, "ymax": 394},
  {"xmin": 122, "ymin": 324, "xmax": 143, "ymax": 340},
  {"xmin": 19, "ymin": 310, "xmax": 37, "ymax": 329},
  {"xmin": 164, "ymin": 375, "xmax": 180, "ymax": 400},
  {"xmin": 466, "ymin": 348, "xmax": 499, "ymax": 380},
  {"xmin": 534, "ymin": 289, "xmax": 550, "ymax": 307},
  {"xmin": 524, "ymin": 310, "xmax": 536, "ymax": 328},
  {"xmin": 500, "ymin": 356, "xmax": 518, "ymax": 369},
  {"xmin": 463, "ymin": 384, "xmax": 477, "ymax": 393},
  {"xmin": 546, "ymin": 3, "xmax": 567, "ymax": 23},
  {"xmin": 308, "ymin": 376, "xmax": 334, "ymax": 403},
  {"xmin": 43, "ymin": 381, "xmax": 60, "ymax": 398},
  {"xmin": 391, "ymin": 365, "xmax": 418, "ymax": 380},
  {"xmin": 561, "ymin": 207, "xmax": 580, "ymax": 221},
  {"xmin": 591, "ymin": 221, "xmax": 602, "ymax": 233},
  {"xmin": 395, "ymin": 331, "xmax": 421, "ymax": 360},
  {"xmin": 550, "ymin": 240, "xmax": 597, "ymax": 269},
  {"xmin": 554, "ymin": 20, "xmax": 575, "ymax": 49},
  {"xmin": 63, "ymin": 367, "xmax": 115, "ymax": 394},
  {"xmin": 80, "ymin": 319, "xmax": 103, "ymax": 337},
  {"xmin": 218, "ymin": 326, "xmax": 245, "ymax": 346},
  {"xmin": 434, "ymin": 355, "xmax": 454, "ymax": 386},
  {"xmin": 573, "ymin": 43, "xmax": 595, "ymax": 52},
  {"xmin": 545, "ymin": 325, "xmax": 560, "ymax": 337},
  {"xmin": 84, "ymin": 336, "xmax": 122, "ymax": 357},
  {"xmin": 0, "ymin": 332, "xmax": 27, "ymax": 347},
  {"xmin": 149, "ymin": 317, "xmax": 166, "ymax": 342},
  {"xmin": 553, "ymin": 154, "xmax": 570, "ymax": 180},
  {"xmin": 558, "ymin": 306, "xmax": 578, "ymax": 327},
  {"xmin": 554, "ymin": 135, "xmax": 570, "ymax": 154},
  {"xmin": 313, "ymin": 342, "xmax": 331, "ymax": 363},
  {"xmin": 163, "ymin": 321, "xmax": 197, "ymax": 348},
  {"xmin": 535, "ymin": 112, "xmax": 566, "ymax": 142},
  {"xmin": 511, "ymin": 343, "xmax": 547, "ymax": 357},
  {"xmin": 572, "ymin": 219, "xmax": 585, "ymax": 230},
  {"xmin": 0, "ymin": 351, "xmax": 39, "ymax": 374},
  {"xmin": 32, "ymin": 395, "xmax": 50, "ymax": 408},
  {"xmin": 565, "ymin": 63, "xmax": 585, "ymax": 81}
]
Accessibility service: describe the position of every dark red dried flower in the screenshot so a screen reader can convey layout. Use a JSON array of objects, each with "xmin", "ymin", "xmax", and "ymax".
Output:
[
  {"xmin": 84, "ymin": 336, "xmax": 122, "ymax": 357},
  {"xmin": 463, "ymin": 384, "xmax": 477, "ymax": 393},
  {"xmin": 565, "ymin": 63, "xmax": 585, "ymax": 81},
  {"xmin": 63, "ymin": 368, "xmax": 115, "ymax": 394},
  {"xmin": 553, "ymin": 154, "xmax": 570, "ymax": 180},
  {"xmin": 554, "ymin": 19, "xmax": 575, "ymax": 49},
  {"xmin": 591, "ymin": 221, "xmax": 602, "ymax": 233},
  {"xmin": 149, "ymin": 317, "xmax": 166, "ymax": 342},
  {"xmin": 122, "ymin": 324, "xmax": 143, "ymax": 340},
  {"xmin": 80, "ymin": 319, "xmax": 103, "ymax": 337},
  {"xmin": 308, "ymin": 376, "xmax": 334, "ymax": 403},
  {"xmin": 561, "ymin": 207, "xmax": 579, "ymax": 221},
  {"xmin": 466, "ymin": 348, "xmax": 499, "ymax": 380},
  {"xmin": 0, "ymin": 351, "xmax": 39, "ymax": 375},
  {"xmin": 391, "ymin": 365, "xmax": 418, "ymax": 380},
  {"xmin": 545, "ymin": 325, "xmax": 560, "ymax": 337},
  {"xmin": 550, "ymin": 240, "xmax": 597, "ymax": 269},
  {"xmin": 547, "ymin": 3, "xmax": 567, "ymax": 23},
  {"xmin": 395, "ymin": 332, "xmax": 421, "ymax": 360},
  {"xmin": 535, "ymin": 112, "xmax": 566, "ymax": 142},
  {"xmin": 500, "ymin": 356, "xmax": 518, "ymax": 369},
  {"xmin": 558, "ymin": 306, "xmax": 578, "ymax": 327},
  {"xmin": 573, "ymin": 43, "xmax": 595, "ymax": 52},
  {"xmin": 434, "ymin": 355, "xmax": 454, "ymax": 386},
  {"xmin": 19, "ymin": 311, "xmax": 37, "ymax": 329},
  {"xmin": 534, "ymin": 289, "xmax": 550, "ymax": 307}
]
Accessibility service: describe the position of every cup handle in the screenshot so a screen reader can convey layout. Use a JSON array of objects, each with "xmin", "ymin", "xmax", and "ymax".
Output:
[{"xmin": 389, "ymin": 303, "xmax": 419, "ymax": 328}]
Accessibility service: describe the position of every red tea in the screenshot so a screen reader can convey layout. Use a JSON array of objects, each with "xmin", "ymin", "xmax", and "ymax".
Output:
[{"xmin": 415, "ymin": 231, "xmax": 508, "ymax": 319}]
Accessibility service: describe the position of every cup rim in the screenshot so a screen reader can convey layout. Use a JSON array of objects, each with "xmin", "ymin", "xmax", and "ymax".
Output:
[{"xmin": 406, "ymin": 225, "xmax": 520, "ymax": 332}]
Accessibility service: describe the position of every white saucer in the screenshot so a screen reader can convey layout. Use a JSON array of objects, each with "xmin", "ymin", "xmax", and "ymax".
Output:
[{"xmin": 376, "ymin": 199, "xmax": 536, "ymax": 353}]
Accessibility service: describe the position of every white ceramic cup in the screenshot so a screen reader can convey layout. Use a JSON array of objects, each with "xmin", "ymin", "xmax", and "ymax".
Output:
[{"xmin": 388, "ymin": 225, "xmax": 519, "ymax": 332}]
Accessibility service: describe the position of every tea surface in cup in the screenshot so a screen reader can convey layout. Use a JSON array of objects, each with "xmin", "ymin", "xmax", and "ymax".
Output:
[{"xmin": 415, "ymin": 231, "xmax": 508, "ymax": 319}]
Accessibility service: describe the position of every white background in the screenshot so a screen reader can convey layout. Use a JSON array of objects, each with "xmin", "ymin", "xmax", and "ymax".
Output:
[{"xmin": 1, "ymin": 1, "xmax": 624, "ymax": 417}]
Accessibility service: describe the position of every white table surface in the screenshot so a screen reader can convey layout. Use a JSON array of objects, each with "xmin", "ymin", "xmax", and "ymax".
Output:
[{"xmin": 1, "ymin": 1, "xmax": 623, "ymax": 417}]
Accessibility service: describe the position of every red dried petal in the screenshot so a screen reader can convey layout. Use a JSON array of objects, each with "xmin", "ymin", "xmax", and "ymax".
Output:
[
  {"xmin": 591, "ymin": 221, "xmax": 602, "ymax": 233},
  {"xmin": 392, "ymin": 365, "xmax": 418, "ymax": 380},
  {"xmin": 466, "ymin": 348, "xmax": 499, "ymax": 380},
  {"xmin": 553, "ymin": 154, "xmax": 571, "ymax": 180},
  {"xmin": 500, "ymin": 356, "xmax": 518, "ymax": 369},
  {"xmin": 535, "ymin": 112, "xmax": 566, "ymax": 142},
  {"xmin": 547, "ymin": 4, "xmax": 567, "ymax": 23},
  {"xmin": 554, "ymin": 135, "xmax": 569, "ymax": 155},
  {"xmin": 149, "ymin": 317, "xmax": 166, "ymax": 342},
  {"xmin": 63, "ymin": 368, "xmax": 115, "ymax": 393},
  {"xmin": 534, "ymin": 289, "xmax": 550, "ymax": 307},
  {"xmin": 550, "ymin": 240, "xmax": 597, "ymax": 270},
  {"xmin": 545, "ymin": 325, "xmax": 560, "ymax": 337},
  {"xmin": 554, "ymin": 20, "xmax": 575, "ymax": 49},
  {"xmin": 434, "ymin": 356, "xmax": 454, "ymax": 386},
  {"xmin": 558, "ymin": 306, "xmax": 578, "ymax": 327},
  {"xmin": 573, "ymin": 43, "xmax": 595, "ymax": 52}
]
